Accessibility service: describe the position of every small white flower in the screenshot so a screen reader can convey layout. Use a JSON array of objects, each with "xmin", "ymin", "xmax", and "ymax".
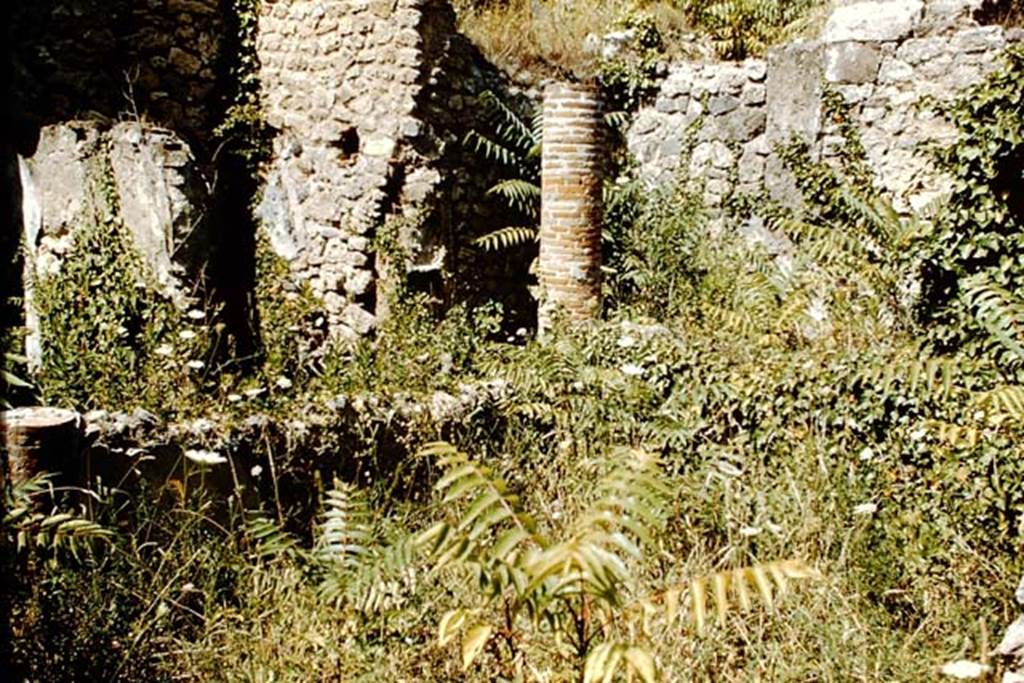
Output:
[
  {"xmin": 155, "ymin": 344, "xmax": 174, "ymax": 357},
  {"xmin": 227, "ymin": 393, "xmax": 242, "ymax": 403},
  {"xmin": 250, "ymin": 465, "xmax": 263, "ymax": 477},
  {"xmin": 619, "ymin": 363, "xmax": 644, "ymax": 377},
  {"xmin": 179, "ymin": 330, "xmax": 197, "ymax": 341},
  {"xmin": 940, "ymin": 660, "xmax": 991, "ymax": 679},
  {"xmin": 853, "ymin": 502, "xmax": 878, "ymax": 516},
  {"xmin": 116, "ymin": 326, "xmax": 128, "ymax": 336},
  {"xmin": 186, "ymin": 360, "xmax": 205, "ymax": 370},
  {"xmin": 181, "ymin": 582, "xmax": 195, "ymax": 592},
  {"xmin": 807, "ymin": 297, "xmax": 828, "ymax": 322},
  {"xmin": 515, "ymin": 327, "xmax": 528, "ymax": 337},
  {"xmin": 275, "ymin": 376, "xmax": 293, "ymax": 390},
  {"xmin": 184, "ymin": 449, "xmax": 226, "ymax": 466},
  {"xmin": 715, "ymin": 461, "xmax": 742, "ymax": 477},
  {"xmin": 616, "ymin": 334, "xmax": 636, "ymax": 348},
  {"xmin": 739, "ymin": 526, "xmax": 762, "ymax": 537},
  {"xmin": 186, "ymin": 309, "xmax": 205, "ymax": 320},
  {"xmin": 858, "ymin": 447, "xmax": 874, "ymax": 461}
]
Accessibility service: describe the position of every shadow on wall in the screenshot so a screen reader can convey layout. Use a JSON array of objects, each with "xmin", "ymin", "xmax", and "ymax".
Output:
[
  {"xmin": 6, "ymin": 0, "xmax": 261, "ymax": 363},
  {"xmin": 411, "ymin": 5, "xmax": 544, "ymax": 333}
]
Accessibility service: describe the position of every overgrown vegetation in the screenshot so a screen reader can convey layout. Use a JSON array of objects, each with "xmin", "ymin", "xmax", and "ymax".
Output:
[
  {"xmin": 8, "ymin": 30, "xmax": 1024, "ymax": 683},
  {"xmin": 29, "ymin": 152, "xmax": 208, "ymax": 413},
  {"xmin": 453, "ymin": 0, "xmax": 820, "ymax": 83}
]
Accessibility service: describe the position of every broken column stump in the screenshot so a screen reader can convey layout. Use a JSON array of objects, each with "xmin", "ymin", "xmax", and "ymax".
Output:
[{"xmin": 0, "ymin": 407, "xmax": 83, "ymax": 486}]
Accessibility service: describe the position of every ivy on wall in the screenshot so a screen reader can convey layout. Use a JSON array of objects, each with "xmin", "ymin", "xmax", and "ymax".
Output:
[{"xmin": 916, "ymin": 45, "xmax": 1024, "ymax": 374}]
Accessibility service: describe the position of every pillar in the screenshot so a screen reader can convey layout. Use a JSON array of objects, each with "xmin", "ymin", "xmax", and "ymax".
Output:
[{"xmin": 538, "ymin": 82, "xmax": 604, "ymax": 333}]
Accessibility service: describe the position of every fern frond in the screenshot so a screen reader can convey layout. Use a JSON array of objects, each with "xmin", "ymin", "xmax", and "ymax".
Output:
[
  {"xmin": 926, "ymin": 418, "xmax": 982, "ymax": 448},
  {"xmin": 974, "ymin": 384, "xmax": 1024, "ymax": 426},
  {"xmin": 603, "ymin": 110, "xmax": 632, "ymax": 133},
  {"xmin": 487, "ymin": 179, "xmax": 541, "ymax": 218},
  {"xmin": 478, "ymin": 90, "xmax": 538, "ymax": 156},
  {"xmin": 584, "ymin": 642, "xmax": 656, "ymax": 683},
  {"xmin": 316, "ymin": 478, "xmax": 373, "ymax": 569},
  {"xmin": 463, "ymin": 130, "xmax": 528, "ymax": 171},
  {"xmin": 962, "ymin": 274, "xmax": 1024, "ymax": 365},
  {"xmin": 245, "ymin": 515, "xmax": 303, "ymax": 562},
  {"xmin": 418, "ymin": 442, "xmax": 537, "ymax": 569},
  {"xmin": 836, "ymin": 183, "xmax": 898, "ymax": 245},
  {"xmin": 857, "ymin": 351, "xmax": 963, "ymax": 402},
  {"xmin": 4, "ymin": 475, "xmax": 112, "ymax": 558},
  {"xmin": 658, "ymin": 559, "xmax": 819, "ymax": 635}
]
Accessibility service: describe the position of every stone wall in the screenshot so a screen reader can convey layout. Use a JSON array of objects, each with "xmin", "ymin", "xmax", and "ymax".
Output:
[
  {"xmin": 9, "ymin": 0, "xmax": 226, "ymax": 148},
  {"xmin": 8, "ymin": 0, "xmax": 517, "ymax": 346},
  {"xmin": 18, "ymin": 121, "xmax": 212, "ymax": 363},
  {"xmin": 628, "ymin": 0, "xmax": 1024, "ymax": 214},
  {"xmin": 256, "ymin": 0, "xmax": 512, "ymax": 339}
]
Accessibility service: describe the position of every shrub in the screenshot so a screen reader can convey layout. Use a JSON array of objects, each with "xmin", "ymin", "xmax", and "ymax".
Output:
[{"xmin": 29, "ymin": 152, "xmax": 209, "ymax": 414}]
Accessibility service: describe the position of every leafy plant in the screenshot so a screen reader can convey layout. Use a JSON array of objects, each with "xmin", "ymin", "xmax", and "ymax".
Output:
[
  {"xmin": 464, "ymin": 90, "xmax": 543, "ymax": 253},
  {"xmin": 418, "ymin": 442, "xmax": 818, "ymax": 680},
  {"xmin": 2, "ymin": 351, "xmax": 34, "ymax": 408},
  {"xmin": 679, "ymin": 0, "xmax": 815, "ymax": 59},
  {"xmin": 917, "ymin": 45, "xmax": 1024, "ymax": 373},
  {"xmin": 597, "ymin": 10, "xmax": 666, "ymax": 112},
  {"xmin": 4, "ymin": 474, "xmax": 112, "ymax": 562}
]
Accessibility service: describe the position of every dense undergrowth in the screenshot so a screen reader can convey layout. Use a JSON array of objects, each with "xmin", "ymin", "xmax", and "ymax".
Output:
[{"xmin": 5, "ymin": 35, "xmax": 1024, "ymax": 683}]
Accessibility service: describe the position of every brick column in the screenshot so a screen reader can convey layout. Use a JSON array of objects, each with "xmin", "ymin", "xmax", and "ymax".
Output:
[{"xmin": 538, "ymin": 82, "xmax": 603, "ymax": 333}]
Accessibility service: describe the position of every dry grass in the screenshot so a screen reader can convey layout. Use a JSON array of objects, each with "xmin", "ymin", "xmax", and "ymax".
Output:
[{"xmin": 453, "ymin": 0, "xmax": 691, "ymax": 80}]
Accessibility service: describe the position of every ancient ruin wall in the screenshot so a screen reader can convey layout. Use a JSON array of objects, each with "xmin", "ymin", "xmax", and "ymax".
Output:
[
  {"xmin": 9, "ymin": 0, "xmax": 226, "ymax": 147},
  {"xmin": 256, "ymin": 0, "xmax": 464, "ymax": 339},
  {"xmin": 628, "ymin": 0, "xmax": 1024, "ymax": 214},
  {"xmin": 8, "ymin": 0, "xmax": 524, "ymax": 348}
]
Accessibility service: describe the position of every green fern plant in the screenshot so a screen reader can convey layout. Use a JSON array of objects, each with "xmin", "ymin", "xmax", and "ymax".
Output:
[
  {"xmin": 464, "ymin": 90, "xmax": 543, "ymax": 253},
  {"xmin": 418, "ymin": 441, "xmax": 818, "ymax": 680},
  {"xmin": 243, "ymin": 479, "xmax": 419, "ymax": 623},
  {"xmin": 4, "ymin": 474, "xmax": 113, "ymax": 562}
]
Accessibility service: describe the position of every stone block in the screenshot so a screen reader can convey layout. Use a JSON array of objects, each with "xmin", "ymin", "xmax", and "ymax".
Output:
[
  {"xmin": 708, "ymin": 94, "xmax": 740, "ymax": 115},
  {"xmin": 362, "ymin": 134, "xmax": 396, "ymax": 157},
  {"xmin": 825, "ymin": 42, "xmax": 881, "ymax": 84},
  {"xmin": 720, "ymin": 106, "xmax": 767, "ymax": 142},
  {"xmin": 823, "ymin": 1, "xmax": 924, "ymax": 43},
  {"xmin": 877, "ymin": 58, "xmax": 915, "ymax": 84},
  {"xmin": 766, "ymin": 41, "xmax": 825, "ymax": 146},
  {"xmin": 742, "ymin": 83, "xmax": 766, "ymax": 105},
  {"xmin": 951, "ymin": 26, "xmax": 1005, "ymax": 54},
  {"xmin": 897, "ymin": 37, "xmax": 947, "ymax": 65}
]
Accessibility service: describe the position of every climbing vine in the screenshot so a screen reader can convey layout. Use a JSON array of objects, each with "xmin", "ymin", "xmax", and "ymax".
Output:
[
  {"xmin": 916, "ymin": 45, "xmax": 1024, "ymax": 372},
  {"xmin": 215, "ymin": 0, "xmax": 271, "ymax": 167}
]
